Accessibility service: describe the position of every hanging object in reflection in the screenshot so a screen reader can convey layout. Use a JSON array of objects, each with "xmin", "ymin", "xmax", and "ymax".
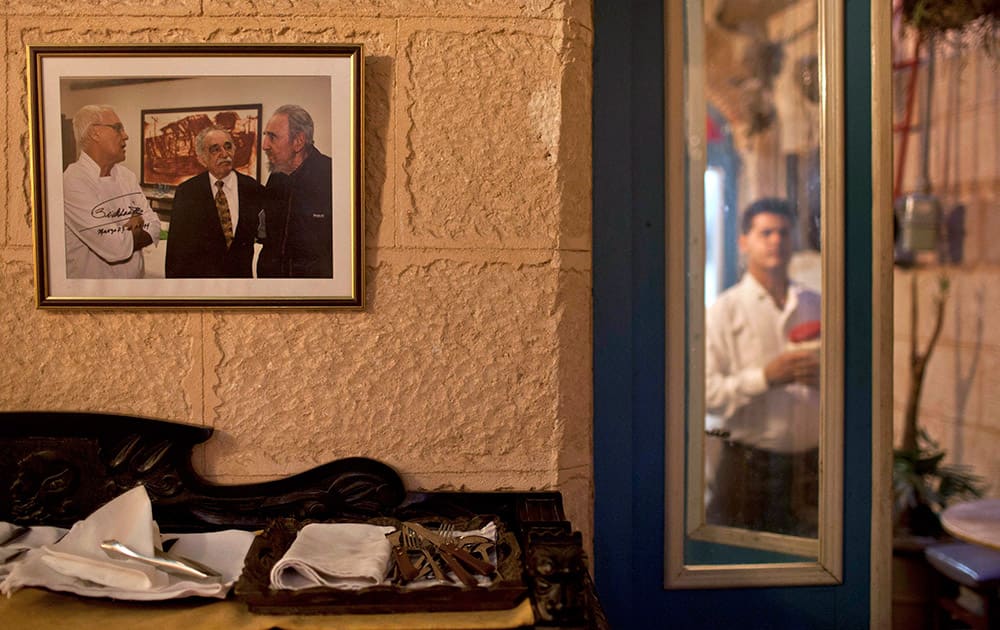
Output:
[
  {"xmin": 895, "ymin": 194, "xmax": 941, "ymax": 255},
  {"xmin": 895, "ymin": 37, "xmax": 941, "ymax": 264},
  {"xmin": 712, "ymin": 0, "xmax": 788, "ymax": 137}
]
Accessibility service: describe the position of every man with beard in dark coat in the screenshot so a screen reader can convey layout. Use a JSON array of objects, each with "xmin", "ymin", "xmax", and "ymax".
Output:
[{"xmin": 257, "ymin": 104, "xmax": 333, "ymax": 278}]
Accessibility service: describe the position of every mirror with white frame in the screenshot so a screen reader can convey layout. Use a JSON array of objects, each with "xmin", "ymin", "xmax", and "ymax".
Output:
[{"xmin": 664, "ymin": 0, "xmax": 843, "ymax": 588}]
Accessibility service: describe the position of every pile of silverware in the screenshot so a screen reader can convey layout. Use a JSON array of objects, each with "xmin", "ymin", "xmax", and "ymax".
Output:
[{"xmin": 387, "ymin": 522, "xmax": 495, "ymax": 587}]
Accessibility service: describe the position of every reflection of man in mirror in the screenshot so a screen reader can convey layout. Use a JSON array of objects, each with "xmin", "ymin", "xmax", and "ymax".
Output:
[
  {"xmin": 705, "ymin": 198, "xmax": 820, "ymax": 537},
  {"xmin": 257, "ymin": 104, "xmax": 333, "ymax": 278},
  {"xmin": 63, "ymin": 105, "xmax": 161, "ymax": 279},
  {"xmin": 165, "ymin": 127, "xmax": 263, "ymax": 278}
]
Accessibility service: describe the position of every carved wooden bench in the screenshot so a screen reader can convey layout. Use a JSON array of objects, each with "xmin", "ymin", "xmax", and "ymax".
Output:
[{"xmin": 0, "ymin": 411, "xmax": 606, "ymax": 628}]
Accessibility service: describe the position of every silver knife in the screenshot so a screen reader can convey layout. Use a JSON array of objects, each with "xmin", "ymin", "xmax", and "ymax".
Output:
[{"xmin": 100, "ymin": 539, "xmax": 221, "ymax": 580}]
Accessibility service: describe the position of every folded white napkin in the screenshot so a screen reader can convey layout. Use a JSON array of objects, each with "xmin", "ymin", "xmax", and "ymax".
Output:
[
  {"xmin": 270, "ymin": 523, "xmax": 396, "ymax": 590},
  {"xmin": 0, "ymin": 485, "xmax": 256, "ymax": 600}
]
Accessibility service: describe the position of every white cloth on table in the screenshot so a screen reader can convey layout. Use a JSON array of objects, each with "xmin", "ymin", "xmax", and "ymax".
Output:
[
  {"xmin": 0, "ymin": 485, "xmax": 254, "ymax": 600},
  {"xmin": 0, "ymin": 523, "xmax": 67, "ymax": 578},
  {"xmin": 269, "ymin": 522, "xmax": 396, "ymax": 591}
]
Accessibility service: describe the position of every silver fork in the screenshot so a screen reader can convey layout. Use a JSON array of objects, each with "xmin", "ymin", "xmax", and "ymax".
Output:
[
  {"xmin": 392, "ymin": 530, "xmax": 420, "ymax": 582},
  {"xmin": 437, "ymin": 523, "xmax": 495, "ymax": 575},
  {"xmin": 424, "ymin": 527, "xmax": 478, "ymax": 587},
  {"xmin": 404, "ymin": 529, "xmax": 447, "ymax": 582},
  {"xmin": 439, "ymin": 522, "xmax": 456, "ymax": 541}
]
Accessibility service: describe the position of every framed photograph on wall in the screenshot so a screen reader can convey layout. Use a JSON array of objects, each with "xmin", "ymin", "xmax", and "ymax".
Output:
[{"xmin": 27, "ymin": 44, "xmax": 364, "ymax": 308}]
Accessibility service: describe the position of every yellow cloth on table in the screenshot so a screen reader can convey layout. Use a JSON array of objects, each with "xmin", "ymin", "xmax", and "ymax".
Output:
[{"xmin": 0, "ymin": 588, "xmax": 535, "ymax": 630}]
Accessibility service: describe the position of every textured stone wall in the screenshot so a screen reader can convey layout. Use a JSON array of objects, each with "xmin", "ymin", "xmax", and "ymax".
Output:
[
  {"xmin": 893, "ymin": 37, "xmax": 1000, "ymax": 497},
  {"xmin": 0, "ymin": 3, "xmax": 594, "ymax": 539}
]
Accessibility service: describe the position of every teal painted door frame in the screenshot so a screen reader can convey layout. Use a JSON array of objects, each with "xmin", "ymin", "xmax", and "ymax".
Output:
[{"xmin": 593, "ymin": 1, "xmax": 875, "ymax": 626}]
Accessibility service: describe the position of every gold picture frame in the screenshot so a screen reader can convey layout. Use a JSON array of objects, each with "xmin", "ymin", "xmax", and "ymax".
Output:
[{"xmin": 28, "ymin": 44, "xmax": 364, "ymax": 308}]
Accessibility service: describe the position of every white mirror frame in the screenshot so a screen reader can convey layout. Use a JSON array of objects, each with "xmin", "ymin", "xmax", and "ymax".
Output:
[{"xmin": 664, "ymin": 0, "xmax": 844, "ymax": 588}]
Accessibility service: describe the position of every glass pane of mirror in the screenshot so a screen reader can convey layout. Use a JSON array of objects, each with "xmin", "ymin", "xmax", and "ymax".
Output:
[{"xmin": 665, "ymin": 0, "xmax": 843, "ymax": 587}]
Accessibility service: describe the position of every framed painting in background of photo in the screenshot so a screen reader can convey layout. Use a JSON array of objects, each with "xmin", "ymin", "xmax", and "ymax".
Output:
[
  {"xmin": 28, "ymin": 44, "xmax": 364, "ymax": 308},
  {"xmin": 140, "ymin": 104, "xmax": 263, "ymax": 188}
]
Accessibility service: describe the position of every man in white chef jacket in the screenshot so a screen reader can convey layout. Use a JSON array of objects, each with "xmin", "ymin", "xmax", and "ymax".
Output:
[{"xmin": 63, "ymin": 105, "xmax": 160, "ymax": 279}]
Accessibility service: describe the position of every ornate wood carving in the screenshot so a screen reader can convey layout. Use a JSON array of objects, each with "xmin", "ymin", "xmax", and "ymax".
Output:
[
  {"xmin": 0, "ymin": 411, "xmax": 603, "ymax": 626},
  {"xmin": 0, "ymin": 412, "xmax": 404, "ymax": 530},
  {"xmin": 525, "ymin": 529, "xmax": 587, "ymax": 625}
]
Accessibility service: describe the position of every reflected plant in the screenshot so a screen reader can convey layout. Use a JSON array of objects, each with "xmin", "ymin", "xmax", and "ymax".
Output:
[
  {"xmin": 903, "ymin": 0, "xmax": 999, "ymax": 31},
  {"xmin": 902, "ymin": 0, "xmax": 1000, "ymax": 57},
  {"xmin": 899, "ymin": 275, "xmax": 948, "ymax": 454},
  {"xmin": 893, "ymin": 273, "xmax": 986, "ymax": 537},
  {"xmin": 894, "ymin": 429, "xmax": 984, "ymax": 537}
]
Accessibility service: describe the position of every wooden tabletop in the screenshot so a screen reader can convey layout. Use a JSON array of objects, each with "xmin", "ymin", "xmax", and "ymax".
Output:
[
  {"xmin": 941, "ymin": 498, "xmax": 1000, "ymax": 552},
  {"xmin": 0, "ymin": 588, "xmax": 535, "ymax": 630}
]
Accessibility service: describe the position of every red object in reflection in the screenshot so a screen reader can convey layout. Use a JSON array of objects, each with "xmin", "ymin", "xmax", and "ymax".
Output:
[
  {"xmin": 707, "ymin": 116, "xmax": 722, "ymax": 143},
  {"xmin": 789, "ymin": 320, "xmax": 821, "ymax": 342}
]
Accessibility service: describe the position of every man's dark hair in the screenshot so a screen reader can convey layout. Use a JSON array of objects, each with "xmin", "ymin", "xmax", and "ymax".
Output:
[{"xmin": 740, "ymin": 197, "xmax": 796, "ymax": 234}]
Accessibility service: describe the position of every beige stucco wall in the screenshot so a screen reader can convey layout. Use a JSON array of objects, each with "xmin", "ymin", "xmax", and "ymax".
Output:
[
  {"xmin": 893, "ymin": 37, "xmax": 1000, "ymax": 497},
  {"xmin": 0, "ymin": 2, "xmax": 594, "ymax": 541}
]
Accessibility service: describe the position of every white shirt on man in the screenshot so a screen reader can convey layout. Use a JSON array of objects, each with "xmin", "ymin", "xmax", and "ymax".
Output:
[
  {"xmin": 63, "ymin": 152, "xmax": 160, "ymax": 279},
  {"xmin": 704, "ymin": 273, "xmax": 821, "ymax": 453}
]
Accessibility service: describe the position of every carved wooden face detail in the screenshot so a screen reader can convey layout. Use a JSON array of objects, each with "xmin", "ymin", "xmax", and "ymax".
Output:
[
  {"xmin": 526, "ymin": 537, "xmax": 585, "ymax": 623},
  {"xmin": 11, "ymin": 451, "xmax": 79, "ymax": 522}
]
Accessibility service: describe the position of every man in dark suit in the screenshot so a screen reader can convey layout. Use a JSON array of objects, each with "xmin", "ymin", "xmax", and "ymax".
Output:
[{"xmin": 165, "ymin": 127, "xmax": 264, "ymax": 278}]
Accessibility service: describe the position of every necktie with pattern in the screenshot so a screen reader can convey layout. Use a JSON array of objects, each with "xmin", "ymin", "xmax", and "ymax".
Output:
[{"xmin": 214, "ymin": 180, "xmax": 234, "ymax": 248}]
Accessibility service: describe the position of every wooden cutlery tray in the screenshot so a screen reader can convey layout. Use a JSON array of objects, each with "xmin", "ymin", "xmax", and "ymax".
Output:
[{"xmin": 233, "ymin": 516, "xmax": 528, "ymax": 614}]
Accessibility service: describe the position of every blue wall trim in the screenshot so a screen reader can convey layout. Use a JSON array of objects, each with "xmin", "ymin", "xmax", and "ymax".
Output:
[{"xmin": 592, "ymin": 0, "xmax": 636, "ymax": 618}]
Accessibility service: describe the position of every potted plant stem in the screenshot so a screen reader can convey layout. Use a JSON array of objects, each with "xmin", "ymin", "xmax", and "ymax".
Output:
[{"xmin": 894, "ymin": 274, "xmax": 984, "ymax": 537}]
